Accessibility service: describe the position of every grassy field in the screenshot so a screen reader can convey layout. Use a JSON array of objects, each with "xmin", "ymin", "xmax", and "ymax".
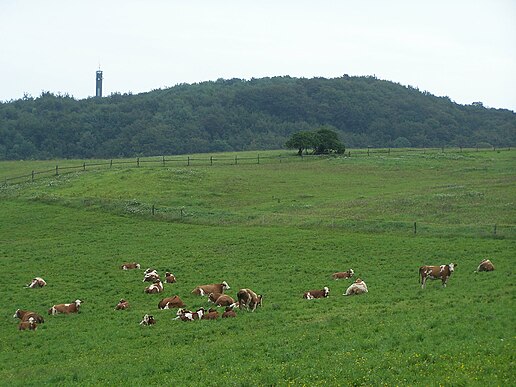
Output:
[{"xmin": 0, "ymin": 150, "xmax": 514, "ymax": 386}]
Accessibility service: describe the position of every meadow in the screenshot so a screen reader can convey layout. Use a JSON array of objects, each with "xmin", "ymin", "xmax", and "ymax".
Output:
[{"xmin": 0, "ymin": 149, "xmax": 514, "ymax": 386}]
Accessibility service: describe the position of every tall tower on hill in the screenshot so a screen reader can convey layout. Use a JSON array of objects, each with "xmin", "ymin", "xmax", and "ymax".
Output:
[{"xmin": 96, "ymin": 68, "xmax": 103, "ymax": 97}]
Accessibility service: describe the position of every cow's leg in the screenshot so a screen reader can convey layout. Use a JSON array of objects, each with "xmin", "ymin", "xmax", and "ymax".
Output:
[{"xmin": 421, "ymin": 276, "xmax": 427, "ymax": 289}]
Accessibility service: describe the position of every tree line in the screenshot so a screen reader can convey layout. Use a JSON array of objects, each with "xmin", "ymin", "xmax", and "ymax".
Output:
[{"xmin": 0, "ymin": 76, "xmax": 514, "ymax": 160}]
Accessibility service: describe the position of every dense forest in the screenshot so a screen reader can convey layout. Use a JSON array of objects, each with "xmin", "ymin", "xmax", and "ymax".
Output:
[{"xmin": 0, "ymin": 75, "xmax": 514, "ymax": 160}]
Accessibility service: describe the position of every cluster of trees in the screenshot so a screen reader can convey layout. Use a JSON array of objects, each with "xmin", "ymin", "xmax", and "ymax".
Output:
[
  {"xmin": 285, "ymin": 126, "xmax": 345, "ymax": 155},
  {"xmin": 0, "ymin": 76, "xmax": 514, "ymax": 160}
]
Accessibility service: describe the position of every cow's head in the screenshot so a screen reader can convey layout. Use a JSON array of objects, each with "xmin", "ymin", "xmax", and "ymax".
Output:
[
  {"xmin": 222, "ymin": 281, "xmax": 230, "ymax": 290},
  {"xmin": 28, "ymin": 317, "xmax": 35, "ymax": 325},
  {"xmin": 75, "ymin": 299, "xmax": 83, "ymax": 308},
  {"xmin": 449, "ymin": 263, "xmax": 456, "ymax": 272},
  {"xmin": 348, "ymin": 269, "xmax": 355, "ymax": 277},
  {"xmin": 323, "ymin": 287, "xmax": 330, "ymax": 297},
  {"xmin": 13, "ymin": 309, "xmax": 21, "ymax": 318}
]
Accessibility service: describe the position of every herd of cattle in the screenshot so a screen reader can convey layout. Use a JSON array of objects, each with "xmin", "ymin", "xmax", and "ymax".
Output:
[{"xmin": 13, "ymin": 259, "xmax": 495, "ymax": 330}]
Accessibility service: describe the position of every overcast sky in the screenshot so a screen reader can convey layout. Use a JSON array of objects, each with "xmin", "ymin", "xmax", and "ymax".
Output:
[{"xmin": 1, "ymin": 0, "xmax": 515, "ymax": 111}]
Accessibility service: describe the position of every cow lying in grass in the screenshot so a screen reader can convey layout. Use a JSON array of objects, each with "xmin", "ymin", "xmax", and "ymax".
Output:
[
  {"xmin": 303, "ymin": 287, "xmax": 329, "ymax": 299},
  {"xmin": 192, "ymin": 281, "xmax": 230, "ymax": 296},
  {"xmin": 158, "ymin": 295, "xmax": 185, "ymax": 309},
  {"xmin": 26, "ymin": 277, "xmax": 47, "ymax": 288},
  {"xmin": 143, "ymin": 270, "xmax": 160, "ymax": 282},
  {"xmin": 145, "ymin": 280, "xmax": 163, "ymax": 294},
  {"xmin": 332, "ymin": 269, "xmax": 354, "ymax": 280},
  {"xmin": 120, "ymin": 262, "xmax": 140, "ymax": 270},
  {"xmin": 222, "ymin": 306, "xmax": 237, "ymax": 318},
  {"xmin": 208, "ymin": 293, "xmax": 235, "ymax": 307},
  {"xmin": 18, "ymin": 317, "xmax": 37, "ymax": 331},
  {"xmin": 48, "ymin": 299, "xmax": 82, "ymax": 315},
  {"xmin": 115, "ymin": 299, "xmax": 130, "ymax": 310},
  {"xmin": 476, "ymin": 259, "xmax": 495, "ymax": 272},
  {"xmin": 13, "ymin": 309, "xmax": 45, "ymax": 324},
  {"xmin": 344, "ymin": 279, "xmax": 368, "ymax": 295},
  {"xmin": 165, "ymin": 272, "xmax": 177, "ymax": 283},
  {"xmin": 175, "ymin": 308, "xmax": 205, "ymax": 321},
  {"xmin": 140, "ymin": 314, "xmax": 156, "ymax": 325},
  {"xmin": 202, "ymin": 308, "xmax": 219, "ymax": 320}
]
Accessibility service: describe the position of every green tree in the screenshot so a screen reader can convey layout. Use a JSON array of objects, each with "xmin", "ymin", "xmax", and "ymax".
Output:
[
  {"xmin": 285, "ymin": 131, "xmax": 316, "ymax": 155},
  {"xmin": 313, "ymin": 126, "xmax": 345, "ymax": 154}
]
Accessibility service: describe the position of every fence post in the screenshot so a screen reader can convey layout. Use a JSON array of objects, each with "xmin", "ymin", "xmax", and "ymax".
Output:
[
  {"xmin": 414, "ymin": 222, "xmax": 417, "ymax": 234},
  {"xmin": 55, "ymin": 165, "xmax": 59, "ymax": 176},
  {"xmin": 460, "ymin": 146, "xmax": 462, "ymax": 152},
  {"xmin": 187, "ymin": 156, "xmax": 190, "ymax": 166},
  {"xmin": 162, "ymin": 156, "xmax": 165, "ymax": 166},
  {"xmin": 441, "ymin": 147, "xmax": 444, "ymax": 153},
  {"xmin": 367, "ymin": 147, "xmax": 370, "ymax": 156},
  {"xmin": 210, "ymin": 156, "xmax": 213, "ymax": 166},
  {"xmin": 257, "ymin": 154, "xmax": 260, "ymax": 164},
  {"xmin": 388, "ymin": 148, "xmax": 390, "ymax": 155},
  {"xmin": 152, "ymin": 204, "xmax": 155, "ymax": 216},
  {"xmin": 137, "ymin": 157, "xmax": 140, "ymax": 167},
  {"xmin": 180, "ymin": 208, "xmax": 184, "ymax": 218},
  {"xmin": 31, "ymin": 170, "xmax": 35, "ymax": 182},
  {"xmin": 279, "ymin": 155, "xmax": 282, "ymax": 163},
  {"xmin": 494, "ymin": 224, "xmax": 497, "ymax": 235},
  {"xmin": 83, "ymin": 162, "xmax": 86, "ymax": 171},
  {"xmin": 110, "ymin": 159, "xmax": 113, "ymax": 168},
  {"xmin": 235, "ymin": 156, "xmax": 238, "ymax": 165}
]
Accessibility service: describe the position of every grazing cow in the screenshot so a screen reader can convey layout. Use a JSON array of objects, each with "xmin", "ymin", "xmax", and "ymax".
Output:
[
  {"xmin": 13, "ymin": 309, "xmax": 45, "ymax": 324},
  {"xmin": 26, "ymin": 277, "xmax": 47, "ymax": 288},
  {"xmin": 419, "ymin": 263, "xmax": 456, "ymax": 289},
  {"xmin": 48, "ymin": 299, "xmax": 82, "ymax": 315},
  {"xmin": 143, "ymin": 270, "xmax": 160, "ymax": 283},
  {"xmin": 213, "ymin": 294, "xmax": 235, "ymax": 307},
  {"xmin": 176, "ymin": 308, "xmax": 204, "ymax": 321},
  {"xmin": 303, "ymin": 287, "xmax": 330, "ymax": 299},
  {"xmin": 476, "ymin": 259, "xmax": 495, "ymax": 272},
  {"xmin": 202, "ymin": 308, "xmax": 219, "ymax": 320},
  {"xmin": 145, "ymin": 280, "xmax": 163, "ymax": 294},
  {"xmin": 332, "ymin": 269, "xmax": 354, "ymax": 280},
  {"xmin": 344, "ymin": 278, "xmax": 368, "ymax": 296},
  {"xmin": 140, "ymin": 314, "xmax": 156, "ymax": 325},
  {"xmin": 222, "ymin": 306, "xmax": 237, "ymax": 318},
  {"xmin": 192, "ymin": 281, "xmax": 230, "ymax": 296},
  {"xmin": 158, "ymin": 295, "xmax": 185, "ymax": 309},
  {"xmin": 18, "ymin": 317, "xmax": 37, "ymax": 331},
  {"xmin": 115, "ymin": 299, "xmax": 130, "ymax": 310},
  {"xmin": 237, "ymin": 288, "xmax": 263, "ymax": 311},
  {"xmin": 120, "ymin": 262, "xmax": 140, "ymax": 270},
  {"xmin": 165, "ymin": 272, "xmax": 177, "ymax": 283}
]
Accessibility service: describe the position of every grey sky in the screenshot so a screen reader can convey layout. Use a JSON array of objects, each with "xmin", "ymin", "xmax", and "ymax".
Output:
[{"xmin": 1, "ymin": 0, "xmax": 515, "ymax": 111}]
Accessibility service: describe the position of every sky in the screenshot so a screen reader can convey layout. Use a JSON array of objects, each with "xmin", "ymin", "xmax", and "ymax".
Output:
[{"xmin": 1, "ymin": 0, "xmax": 515, "ymax": 111}]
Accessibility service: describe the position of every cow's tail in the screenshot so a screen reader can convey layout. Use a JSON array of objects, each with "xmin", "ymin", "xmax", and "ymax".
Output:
[{"xmin": 418, "ymin": 268, "xmax": 420, "ymax": 284}]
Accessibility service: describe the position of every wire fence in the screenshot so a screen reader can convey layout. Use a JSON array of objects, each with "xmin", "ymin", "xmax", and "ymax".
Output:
[{"xmin": 1, "ymin": 146, "xmax": 513, "ymax": 186}]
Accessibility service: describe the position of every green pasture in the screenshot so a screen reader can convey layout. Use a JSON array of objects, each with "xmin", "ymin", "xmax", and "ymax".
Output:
[{"xmin": 0, "ymin": 150, "xmax": 514, "ymax": 386}]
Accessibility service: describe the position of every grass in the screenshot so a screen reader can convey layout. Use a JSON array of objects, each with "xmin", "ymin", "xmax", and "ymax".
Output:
[{"xmin": 0, "ymin": 149, "xmax": 514, "ymax": 386}]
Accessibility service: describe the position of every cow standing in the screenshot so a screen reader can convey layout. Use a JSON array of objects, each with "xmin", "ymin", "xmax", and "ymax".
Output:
[
  {"xmin": 237, "ymin": 288, "xmax": 263, "ymax": 311},
  {"xmin": 419, "ymin": 263, "xmax": 456, "ymax": 288}
]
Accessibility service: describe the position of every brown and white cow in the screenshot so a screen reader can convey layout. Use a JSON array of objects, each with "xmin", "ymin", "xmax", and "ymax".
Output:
[
  {"xmin": 175, "ymin": 308, "xmax": 204, "ymax": 321},
  {"xmin": 419, "ymin": 263, "xmax": 456, "ymax": 289},
  {"xmin": 18, "ymin": 317, "xmax": 37, "ymax": 331},
  {"xmin": 145, "ymin": 280, "xmax": 163, "ymax": 294},
  {"xmin": 476, "ymin": 259, "xmax": 495, "ymax": 272},
  {"xmin": 237, "ymin": 288, "xmax": 263, "ymax": 311},
  {"xmin": 48, "ymin": 299, "xmax": 82, "ymax": 315},
  {"xmin": 143, "ymin": 270, "xmax": 160, "ymax": 283},
  {"xmin": 26, "ymin": 277, "xmax": 47, "ymax": 288},
  {"xmin": 222, "ymin": 306, "xmax": 237, "ymax": 318},
  {"xmin": 165, "ymin": 272, "xmax": 177, "ymax": 283},
  {"xmin": 120, "ymin": 262, "xmax": 141, "ymax": 270},
  {"xmin": 208, "ymin": 292, "xmax": 223, "ymax": 303},
  {"xmin": 115, "ymin": 299, "xmax": 130, "ymax": 310},
  {"xmin": 344, "ymin": 278, "xmax": 368, "ymax": 296},
  {"xmin": 202, "ymin": 308, "xmax": 220, "ymax": 320},
  {"xmin": 192, "ymin": 281, "xmax": 230, "ymax": 296},
  {"xmin": 213, "ymin": 294, "xmax": 236, "ymax": 307},
  {"xmin": 140, "ymin": 314, "xmax": 156, "ymax": 325},
  {"xmin": 332, "ymin": 269, "xmax": 354, "ymax": 280},
  {"xmin": 13, "ymin": 309, "xmax": 45, "ymax": 324},
  {"xmin": 303, "ymin": 287, "xmax": 330, "ymax": 299},
  {"xmin": 158, "ymin": 295, "xmax": 185, "ymax": 309}
]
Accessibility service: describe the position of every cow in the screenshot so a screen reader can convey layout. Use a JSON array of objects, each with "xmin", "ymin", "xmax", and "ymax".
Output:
[
  {"xmin": 208, "ymin": 292, "xmax": 223, "ymax": 303},
  {"xmin": 303, "ymin": 287, "xmax": 330, "ymax": 299},
  {"xmin": 26, "ymin": 277, "xmax": 47, "ymax": 288},
  {"xmin": 48, "ymin": 299, "xmax": 82, "ymax": 315},
  {"xmin": 115, "ymin": 299, "xmax": 130, "ymax": 310},
  {"xmin": 476, "ymin": 259, "xmax": 495, "ymax": 272},
  {"xmin": 332, "ymin": 269, "xmax": 354, "ymax": 280},
  {"xmin": 202, "ymin": 308, "xmax": 220, "ymax": 320},
  {"xmin": 419, "ymin": 263, "xmax": 456, "ymax": 289},
  {"xmin": 140, "ymin": 314, "xmax": 156, "ymax": 325},
  {"xmin": 145, "ymin": 280, "xmax": 163, "ymax": 294},
  {"xmin": 143, "ymin": 270, "xmax": 160, "ymax": 282},
  {"xmin": 222, "ymin": 306, "xmax": 237, "ymax": 318},
  {"xmin": 18, "ymin": 317, "xmax": 37, "ymax": 331},
  {"xmin": 158, "ymin": 295, "xmax": 185, "ymax": 309},
  {"xmin": 344, "ymin": 278, "xmax": 368, "ymax": 296},
  {"xmin": 237, "ymin": 288, "xmax": 263, "ymax": 311},
  {"xmin": 192, "ymin": 281, "xmax": 230, "ymax": 296},
  {"xmin": 213, "ymin": 294, "xmax": 235, "ymax": 307},
  {"xmin": 13, "ymin": 309, "xmax": 45, "ymax": 324},
  {"xmin": 120, "ymin": 262, "xmax": 140, "ymax": 270},
  {"xmin": 165, "ymin": 272, "xmax": 177, "ymax": 283},
  {"xmin": 175, "ymin": 308, "xmax": 204, "ymax": 321}
]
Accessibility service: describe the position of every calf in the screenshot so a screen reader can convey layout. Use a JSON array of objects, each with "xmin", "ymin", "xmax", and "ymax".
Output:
[
  {"xmin": 115, "ymin": 299, "xmax": 130, "ymax": 310},
  {"xmin": 344, "ymin": 278, "xmax": 368, "ymax": 296},
  {"xmin": 192, "ymin": 281, "xmax": 230, "ymax": 296},
  {"xmin": 143, "ymin": 270, "xmax": 160, "ymax": 282},
  {"xmin": 120, "ymin": 262, "xmax": 140, "ymax": 270},
  {"xmin": 303, "ymin": 287, "xmax": 330, "ymax": 299},
  {"xmin": 332, "ymin": 269, "xmax": 354, "ymax": 280},
  {"xmin": 176, "ymin": 308, "xmax": 204, "ymax": 321},
  {"xmin": 18, "ymin": 317, "xmax": 37, "ymax": 331},
  {"xmin": 237, "ymin": 288, "xmax": 263, "ymax": 311},
  {"xmin": 26, "ymin": 277, "xmax": 47, "ymax": 288},
  {"xmin": 208, "ymin": 292, "xmax": 223, "ymax": 303},
  {"xmin": 145, "ymin": 280, "xmax": 163, "ymax": 294},
  {"xmin": 222, "ymin": 306, "xmax": 237, "ymax": 318},
  {"xmin": 419, "ymin": 263, "xmax": 456, "ymax": 289},
  {"xmin": 165, "ymin": 272, "xmax": 177, "ymax": 283},
  {"xmin": 13, "ymin": 309, "xmax": 45, "ymax": 324},
  {"xmin": 202, "ymin": 308, "xmax": 220, "ymax": 320},
  {"xmin": 48, "ymin": 299, "xmax": 82, "ymax": 315},
  {"xmin": 213, "ymin": 294, "xmax": 235, "ymax": 307},
  {"xmin": 140, "ymin": 314, "xmax": 156, "ymax": 325},
  {"xmin": 158, "ymin": 295, "xmax": 185, "ymax": 309},
  {"xmin": 476, "ymin": 259, "xmax": 495, "ymax": 272}
]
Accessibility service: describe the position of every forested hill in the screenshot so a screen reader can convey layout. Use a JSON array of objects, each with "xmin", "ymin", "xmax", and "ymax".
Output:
[{"xmin": 1, "ymin": 75, "xmax": 515, "ymax": 160}]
